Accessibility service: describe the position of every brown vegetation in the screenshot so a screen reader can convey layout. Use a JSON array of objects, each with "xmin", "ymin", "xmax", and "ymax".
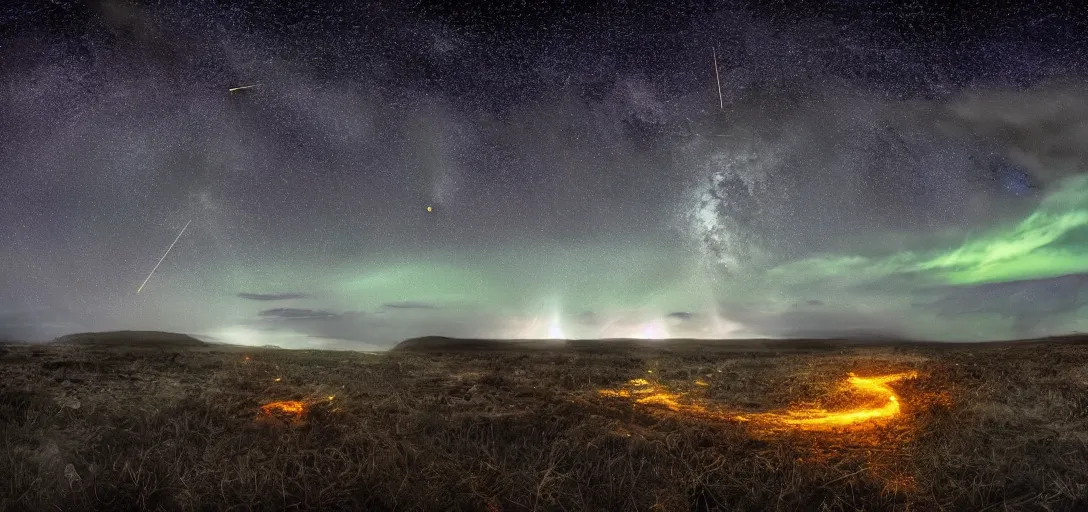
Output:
[{"xmin": 2, "ymin": 337, "xmax": 1088, "ymax": 511}]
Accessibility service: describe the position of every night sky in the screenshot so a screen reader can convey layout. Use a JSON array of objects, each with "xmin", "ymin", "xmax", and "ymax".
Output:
[{"xmin": 3, "ymin": 0, "xmax": 1088, "ymax": 348}]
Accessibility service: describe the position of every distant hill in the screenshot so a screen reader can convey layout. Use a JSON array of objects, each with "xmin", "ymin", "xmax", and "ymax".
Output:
[
  {"xmin": 392, "ymin": 336, "xmax": 564, "ymax": 352},
  {"xmin": 54, "ymin": 331, "xmax": 206, "ymax": 348},
  {"xmin": 390, "ymin": 336, "xmax": 852, "ymax": 353},
  {"xmin": 389, "ymin": 336, "xmax": 807, "ymax": 352},
  {"xmin": 392, "ymin": 334, "xmax": 1088, "ymax": 352}
]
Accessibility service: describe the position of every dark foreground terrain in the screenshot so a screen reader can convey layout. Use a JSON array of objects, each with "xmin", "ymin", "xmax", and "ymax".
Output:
[{"xmin": 2, "ymin": 336, "xmax": 1088, "ymax": 511}]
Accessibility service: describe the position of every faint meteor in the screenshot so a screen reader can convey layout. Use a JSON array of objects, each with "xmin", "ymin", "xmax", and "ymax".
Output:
[
  {"xmin": 712, "ymin": 47, "xmax": 723, "ymax": 110},
  {"xmin": 229, "ymin": 84, "xmax": 261, "ymax": 93},
  {"xmin": 137, "ymin": 220, "xmax": 191, "ymax": 295}
]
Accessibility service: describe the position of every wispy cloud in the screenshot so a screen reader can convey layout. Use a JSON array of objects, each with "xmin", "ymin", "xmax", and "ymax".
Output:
[
  {"xmin": 924, "ymin": 273, "xmax": 1088, "ymax": 334},
  {"xmin": 238, "ymin": 292, "xmax": 310, "ymax": 301},
  {"xmin": 575, "ymin": 311, "xmax": 598, "ymax": 325},
  {"xmin": 382, "ymin": 301, "xmax": 441, "ymax": 310},
  {"xmin": 258, "ymin": 308, "xmax": 344, "ymax": 320}
]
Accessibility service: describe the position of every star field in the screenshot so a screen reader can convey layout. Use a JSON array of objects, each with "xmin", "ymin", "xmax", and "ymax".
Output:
[{"xmin": 2, "ymin": 0, "xmax": 1088, "ymax": 346}]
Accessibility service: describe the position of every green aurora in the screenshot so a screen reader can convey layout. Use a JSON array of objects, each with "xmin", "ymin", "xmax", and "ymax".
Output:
[
  {"xmin": 767, "ymin": 174, "xmax": 1088, "ymax": 288},
  {"xmin": 205, "ymin": 175, "xmax": 1088, "ymax": 344}
]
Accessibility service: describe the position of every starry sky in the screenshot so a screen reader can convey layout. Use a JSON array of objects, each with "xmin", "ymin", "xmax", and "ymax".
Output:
[{"xmin": 3, "ymin": 0, "xmax": 1088, "ymax": 348}]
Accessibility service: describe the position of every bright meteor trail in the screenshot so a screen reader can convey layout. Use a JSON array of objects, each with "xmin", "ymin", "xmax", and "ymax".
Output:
[
  {"xmin": 228, "ymin": 84, "xmax": 261, "ymax": 93},
  {"xmin": 137, "ymin": 220, "xmax": 191, "ymax": 295}
]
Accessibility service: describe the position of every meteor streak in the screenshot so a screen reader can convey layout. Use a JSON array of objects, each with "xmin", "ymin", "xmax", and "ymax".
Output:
[
  {"xmin": 712, "ymin": 47, "xmax": 723, "ymax": 110},
  {"xmin": 229, "ymin": 84, "xmax": 261, "ymax": 93},
  {"xmin": 137, "ymin": 220, "xmax": 191, "ymax": 294}
]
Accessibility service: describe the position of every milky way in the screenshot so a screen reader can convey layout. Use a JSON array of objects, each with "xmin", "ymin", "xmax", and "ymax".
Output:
[{"xmin": 2, "ymin": 1, "xmax": 1087, "ymax": 346}]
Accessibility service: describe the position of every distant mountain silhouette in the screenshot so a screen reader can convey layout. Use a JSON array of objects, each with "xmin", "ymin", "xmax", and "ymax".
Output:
[
  {"xmin": 391, "ymin": 336, "xmax": 851, "ymax": 352},
  {"xmin": 54, "ymin": 330, "xmax": 205, "ymax": 348},
  {"xmin": 393, "ymin": 336, "xmax": 563, "ymax": 352},
  {"xmin": 393, "ymin": 334, "xmax": 1088, "ymax": 352}
]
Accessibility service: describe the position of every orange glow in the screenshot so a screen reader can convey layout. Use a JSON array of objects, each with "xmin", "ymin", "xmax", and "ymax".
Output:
[
  {"xmin": 257, "ymin": 395, "xmax": 339, "ymax": 423},
  {"xmin": 260, "ymin": 400, "xmax": 306, "ymax": 418},
  {"xmin": 598, "ymin": 371, "xmax": 920, "ymax": 432},
  {"xmin": 738, "ymin": 371, "xmax": 918, "ymax": 430},
  {"xmin": 598, "ymin": 371, "xmax": 928, "ymax": 495},
  {"xmin": 599, "ymin": 378, "xmax": 714, "ymax": 416}
]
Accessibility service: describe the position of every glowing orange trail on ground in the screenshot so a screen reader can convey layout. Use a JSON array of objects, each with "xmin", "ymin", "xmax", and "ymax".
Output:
[
  {"xmin": 599, "ymin": 371, "xmax": 919, "ymax": 431},
  {"xmin": 736, "ymin": 371, "xmax": 918, "ymax": 430}
]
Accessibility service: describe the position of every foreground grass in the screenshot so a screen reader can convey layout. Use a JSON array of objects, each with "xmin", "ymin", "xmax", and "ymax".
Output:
[{"xmin": 2, "ymin": 341, "xmax": 1088, "ymax": 511}]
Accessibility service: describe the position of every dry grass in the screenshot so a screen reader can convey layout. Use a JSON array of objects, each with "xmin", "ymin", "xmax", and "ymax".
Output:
[{"xmin": 2, "ymin": 340, "xmax": 1088, "ymax": 511}]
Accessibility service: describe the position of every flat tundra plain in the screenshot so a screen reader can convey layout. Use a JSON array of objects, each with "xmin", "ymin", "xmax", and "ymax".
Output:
[{"xmin": 2, "ymin": 338, "xmax": 1088, "ymax": 511}]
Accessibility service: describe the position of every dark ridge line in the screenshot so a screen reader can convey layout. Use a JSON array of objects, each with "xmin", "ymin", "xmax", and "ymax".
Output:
[{"xmin": 391, "ymin": 334, "xmax": 1088, "ymax": 352}]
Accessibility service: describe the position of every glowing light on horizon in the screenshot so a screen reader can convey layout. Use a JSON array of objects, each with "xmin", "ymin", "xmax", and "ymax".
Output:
[
  {"xmin": 544, "ymin": 307, "xmax": 567, "ymax": 339},
  {"xmin": 548, "ymin": 322, "xmax": 565, "ymax": 339},
  {"xmin": 635, "ymin": 320, "xmax": 669, "ymax": 339}
]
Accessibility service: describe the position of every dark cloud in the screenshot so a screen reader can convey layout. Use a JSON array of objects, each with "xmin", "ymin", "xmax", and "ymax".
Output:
[
  {"xmin": 0, "ymin": 309, "xmax": 83, "ymax": 341},
  {"xmin": 238, "ymin": 292, "xmax": 310, "ymax": 301},
  {"xmin": 0, "ymin": 313, "xmax": 29, "ymax": 339},
  {"xmin": 718, "ymin": 300, "xmax": 917, "ymax": 340},
  {"xmin": 666, "ymin": 312, "xmax": 693, "ymax": 321},
  {"xmin": 575, "ymin": 311, "xmax": 598, "ymax": 325},
  {"xmin": 304, "ymin": 335, "xmax": 385, "ymax": 351},
  {"xmin": 944, "ymin": 82, "xmax": 1088, "ymax": 187},
  {"xmin": 382, "ymin": 301, "xmax": 441, "ymax": 310},
  {"xmin": 924, "ymin": 274, "xmax": 1088, "ymax": 335},
  {"xmin": 258, "ymin": 308, "xmax": 345, "ymax": 320}
]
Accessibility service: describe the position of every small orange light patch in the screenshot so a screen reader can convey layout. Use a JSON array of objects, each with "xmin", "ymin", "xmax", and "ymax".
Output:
[
  {"xmin": 257, "ymin": 394, "xmax": 344, "ymax": 424},
  {"xmin": 600, "ymin": 378, "xmax": 710, "ymax": 415},
  {"xmin": 260, "ymin": 400, "xmax": 306, "ymax": 419}
]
